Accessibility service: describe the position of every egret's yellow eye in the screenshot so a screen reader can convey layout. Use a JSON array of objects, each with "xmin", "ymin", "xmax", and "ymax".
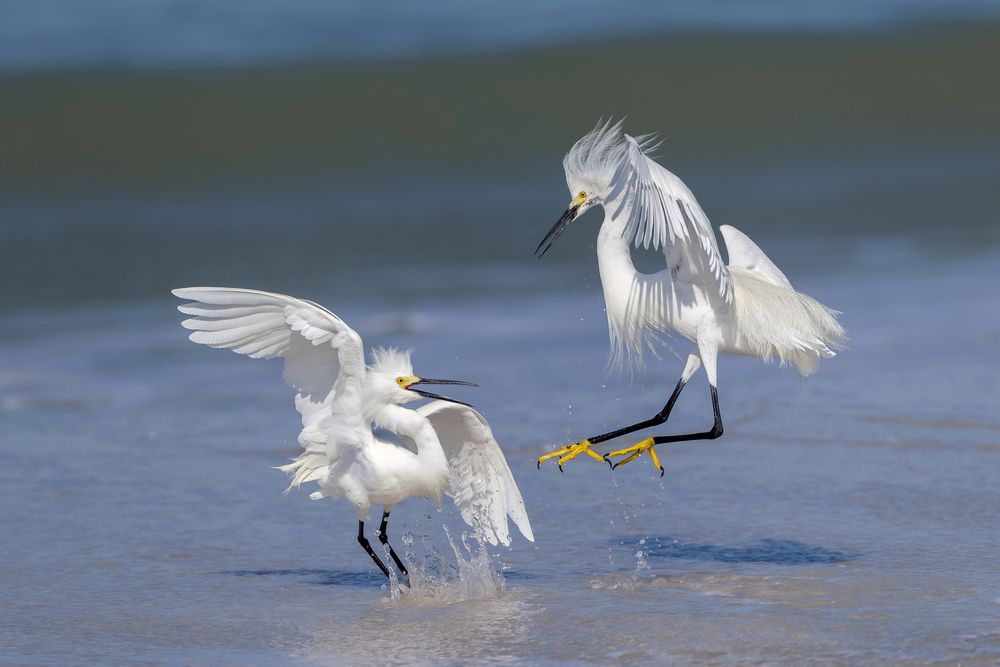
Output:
[
  {"xmin": 396, "ymin": 375, "xmax": 420, "ymax": 388},
  {"xmin": 579, "ymin": 191, "xmax": 587, "ymax": 199}
]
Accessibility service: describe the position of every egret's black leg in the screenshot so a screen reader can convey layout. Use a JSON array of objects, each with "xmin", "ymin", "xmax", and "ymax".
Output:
[
  {"xmin": 377, "ymin": 511, "xmax": 409, "ymax": 580},
  {"xmin": 590, "ymin": 377, "xmax": 688, "ymax": 447},
  {"xmin": 537, "ymin": 377, "xmax": 690, "ymax": 470},
  {"xmin": 537, "ymin": 350, "xmax": 701, "ymax": 471},
  {"xmin": 357, "ymin": 520, "xmax": 391, "ymax": 580},
  {"xmin": 650, "ymin": 384, "xmax": 724, "ymax": 445},
  {"xmin": 605, "ymin": 385, "xmax": 724, "ymax": 476}
]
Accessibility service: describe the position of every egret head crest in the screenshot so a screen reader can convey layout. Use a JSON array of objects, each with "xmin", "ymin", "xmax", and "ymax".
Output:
[
  {"xmin": 563, "ymin": 118, "xmax": 628, "ymax": 199},
  {"xmin": 563, "ymin": 119, "xmax": 661, "ymax": 197},
  {"xmin": 367, "ymin": 347, "xmax": 476, "ymax": 408},
  {"xmin": 369, "ymin": 346, "xmax": 415, "ymax": 378}
]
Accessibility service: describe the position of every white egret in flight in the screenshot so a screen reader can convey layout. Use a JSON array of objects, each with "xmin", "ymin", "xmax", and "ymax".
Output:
[
  {"xmin": 172, "ymin": 287, "xmax": 533, "ymax": 582},
  {"xmin": 536, "ymin": 121, "xmax": 845, "ymax": 475}
]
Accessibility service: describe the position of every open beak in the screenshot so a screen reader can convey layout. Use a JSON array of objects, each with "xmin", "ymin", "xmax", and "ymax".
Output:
[
  {"xmin": 535, "ymin": 204, "xmax": 581, "ymax": 258},
  {"xmin": 407, "ymin": 378, "xmax": 478, "ymax": 408}
]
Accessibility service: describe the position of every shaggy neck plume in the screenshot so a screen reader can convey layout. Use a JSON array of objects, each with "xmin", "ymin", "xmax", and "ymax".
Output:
[{"xmin": 596, "ymin": 211, "xmax": 670, "ymax": 372}]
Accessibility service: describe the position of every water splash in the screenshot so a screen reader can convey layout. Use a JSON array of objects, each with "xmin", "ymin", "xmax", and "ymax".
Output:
[
  {"xmin": 383, "ymin": 525, "xmax": 505, "ymax": 605},
  {"xmin": 635, "ymin": 537, "xmax": 650, "ymax": 573}
]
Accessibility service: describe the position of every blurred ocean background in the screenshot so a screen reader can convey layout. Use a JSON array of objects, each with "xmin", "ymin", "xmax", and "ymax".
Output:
[{"xmin": 2, "ymin": 1, "xmax": 1000, "ymax": 665}]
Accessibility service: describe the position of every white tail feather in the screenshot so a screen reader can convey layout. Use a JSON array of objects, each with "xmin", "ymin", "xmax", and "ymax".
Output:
[
  {"xmin": 274, "ymin": 448, "xmax": 328, "ymax": 496},
  {"xmin": 729, "ymin": 268, "xmax": 845, "ymax": 376}
]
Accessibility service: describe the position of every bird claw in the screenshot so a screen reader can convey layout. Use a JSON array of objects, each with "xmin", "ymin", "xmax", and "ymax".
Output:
[
  {"xmin": 537, "ymin": 443, "xmax": 572, "ymax": 469},
  {"xmin": 537, "ymin": 439, "xmax": 602, "ymax": 471},
  {"xmin": 604, "ymin": 438, "xmax": 664, "ymax": 477}
]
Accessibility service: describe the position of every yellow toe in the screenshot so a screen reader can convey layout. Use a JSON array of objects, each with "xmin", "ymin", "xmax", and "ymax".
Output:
[
  {"xmin": 648, "ymin": 445, "xmax": 665, "ymax": 477},
  {"xmin": 605, "ymin": 443, "xmax": 641, "ymax": 458},
  {"xmin": 611, "ymin": 450, "xmax": 641, "ymax": 468},
  {"xmin": 553, "ymin": 439, "xmax": 604, "ymax": 470},
  {"xmin": 537, "ymin": 444, "xmax": 573, "ymax": 468},
  {"xmin": 607, "ymin": 437, "xmax": 662, "ymax": 476}
]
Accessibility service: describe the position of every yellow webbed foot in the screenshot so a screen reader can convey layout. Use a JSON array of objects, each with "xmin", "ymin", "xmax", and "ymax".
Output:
[
  {"xmin": 604, "ymin": 437, "xmax": 664, "ymax": 477},
  {"xmin": 537, "ymin": 439, "xmax": 604, "ymax": 471}
]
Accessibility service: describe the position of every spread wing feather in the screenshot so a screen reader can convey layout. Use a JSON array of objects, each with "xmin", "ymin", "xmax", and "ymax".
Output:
[
  {"xmin": 719, "ymin": 224, "xmax": 793, "ymax": 289},
  {"xmin": 608, "ymin": 134, "xmax": 733, "ymax": 305},
  {"xmin": 417, "ymin": 401, "xmax": 534, "ymax": 547},
  {"xmin": 172, "ymin": 287, "xmax": 367, "ymax": 492}
]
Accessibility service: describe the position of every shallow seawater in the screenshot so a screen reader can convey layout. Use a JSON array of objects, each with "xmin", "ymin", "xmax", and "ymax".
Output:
[{"xmin": 2, "ymin": 240, "xmax": 999, "ymax": 665}]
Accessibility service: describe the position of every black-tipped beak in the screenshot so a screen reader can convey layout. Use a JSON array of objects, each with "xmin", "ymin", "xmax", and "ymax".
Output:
[
  {"xmin": 408, "ymin": 378, "xmax": 477, "ymax": 408},
  {"xmin": 535, "ymin": 204, "xmax": 580, "ymax": 258}
]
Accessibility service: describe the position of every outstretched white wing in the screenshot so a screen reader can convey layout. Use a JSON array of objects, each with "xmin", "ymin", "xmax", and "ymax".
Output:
[
  {"xmin": 417, "ymin": 401, "xmax": 534, "ymax": 547},
  {"xmin": 171, "ymin": 287, "xmax": 367, "ymax": 491},
  {"xmin": 719, "ymin": 224, "xmax": 792, "ymax": 289},
  {"xmin": 608, "ymin": 134, "xmax": 733, "ymax": 305}
]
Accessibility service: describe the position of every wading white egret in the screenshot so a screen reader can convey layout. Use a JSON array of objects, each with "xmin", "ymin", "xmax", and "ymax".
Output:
[
  {"xmin": 172, "ymin": 287, "xmax": 533, "ymax": 582},
  {"xmin": 536, "ymin": 121, "xmax": 845, "ymax": 475}
]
